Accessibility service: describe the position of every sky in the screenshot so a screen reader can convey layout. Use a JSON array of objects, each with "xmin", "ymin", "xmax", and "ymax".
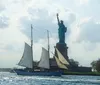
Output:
[{"xmin": 0, "ymin": 0, "xmax": 100, "ymax": 68}]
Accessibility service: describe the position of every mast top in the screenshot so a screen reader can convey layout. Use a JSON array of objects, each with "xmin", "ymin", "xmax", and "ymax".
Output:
[{"xmin": 31, "ymin": 24, "xmax": 33, "ymax": 47}]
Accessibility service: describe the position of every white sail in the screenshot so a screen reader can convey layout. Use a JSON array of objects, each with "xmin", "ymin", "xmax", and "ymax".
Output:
[
  {"xmin": 38, "ymin": 47, "xmax": 50, "ymax": 69},
  {"xmin": 55, "ymin": 48, "xmax": 69, "ymax": 65},
  {"xmin": 55, "ymin": 56, "xmax": 68, "ymax": 69},
  {"xmin": 18, "ymin": 43, "xmax": 33, "ymax": 68}
]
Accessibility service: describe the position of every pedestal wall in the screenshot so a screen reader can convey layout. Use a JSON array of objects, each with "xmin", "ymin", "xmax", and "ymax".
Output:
[{"xmin": 55, "ymin": 43, "xmax": 69, "ymax": 62}]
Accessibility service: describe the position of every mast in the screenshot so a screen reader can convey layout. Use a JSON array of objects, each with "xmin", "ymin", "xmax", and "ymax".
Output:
[
  {"xmin": 31, "ymin": 24, "xmax": 33, "ymax": 69},
  {"xmin": 31, "ymin": 24, "xmax": 33, "ymax": 48},
  {"xmin": 38, "ymin": 30, "xmax": 50, "ymax": 69},
  {"xmin": 47, "ymin": 30, "xmax": 50, "ymax": 58},
  {"xmin": 47, "ymin": 30, "xmax": 51, "ymax": 67}
]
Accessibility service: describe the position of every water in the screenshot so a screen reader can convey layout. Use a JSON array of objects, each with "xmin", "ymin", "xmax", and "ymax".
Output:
[{"xmin": 0, "ymin": 72, "xmax": 100, "ymax": 85}]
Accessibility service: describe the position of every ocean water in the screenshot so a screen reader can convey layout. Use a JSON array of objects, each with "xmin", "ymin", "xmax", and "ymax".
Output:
[{"xmin": 0, "ymin": 72, "xmax": 100, "ymax": 85}]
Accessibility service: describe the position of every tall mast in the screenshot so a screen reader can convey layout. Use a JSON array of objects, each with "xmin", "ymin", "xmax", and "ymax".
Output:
[
  {"xmin": 31, "ymin": 24, "xmax": 33, "ymax": 48},
  {"xmin": 31, "ymin": 24, "xmax": 33, "ymax": 69},
  {"xmin": 47, "ymin": 30, "xmax": 50, "ymax": 58}
]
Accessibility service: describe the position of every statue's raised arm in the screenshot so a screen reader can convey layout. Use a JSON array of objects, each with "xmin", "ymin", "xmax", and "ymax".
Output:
[
  {"xmin": 56, "ymin": 13, "xmax": 60, "ymax": 24},
  {"xmin": 56, "ymin": 13, "xmax": 67, "ymax": 43}
]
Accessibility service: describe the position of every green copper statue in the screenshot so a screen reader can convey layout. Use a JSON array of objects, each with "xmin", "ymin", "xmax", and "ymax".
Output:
[{"xmin": 56, "ymin": 13, "xmax": 67, "ymax": 43}]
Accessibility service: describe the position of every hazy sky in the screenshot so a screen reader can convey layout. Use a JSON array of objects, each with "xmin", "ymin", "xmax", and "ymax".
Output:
[{"xmin": 0, "ymin": 0, "xmax": 100, "ymax": 68}]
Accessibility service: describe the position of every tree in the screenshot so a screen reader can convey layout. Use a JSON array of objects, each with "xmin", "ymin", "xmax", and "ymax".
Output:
[
  {"xmin": 91, "ymin": 59, "xmax": 100, "ymax": 72},
  {"xmin": 91, "ymin": 60, "xmax": 97, "ymax": 72},
  {"xmin": 96, "ymin": 59, "xmax": 100, "ymax": 72},
  {"xmin": 69, "ymin": 59, "xmax": 79, "ymax": 67}
]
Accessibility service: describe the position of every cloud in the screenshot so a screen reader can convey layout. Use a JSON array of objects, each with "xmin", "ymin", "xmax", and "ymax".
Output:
[
  {"xmin": 75, "ymin": 0, "xmax": 100, "ymax": 20},
  {"xmin": 77, "ymin": 18, "xmax": 100, "ymax": 43},
  {"xmin": 77, "ymin": 0, "xmax": 89, "ymax": 5},
  {"xmin": 20, "ymin": 3, "xmax": 76, "ymax": 42},
  {"xmin": 68, "ymin": 41, "xmax": 100, "ymax": 66},
  {"xmin": 1, "ymin": 0, "xmax": 100, "ymax": 67},
  {"xmin": 20, "ymin": 14, "xmax": 57, "ymax": 42},
  {"xmin": 0, "ymin": 5, "xmax": 5, "ymax": 12},
  {"xmin": 0, "ymin": 1, "xmax": 9, "ymax": 29},
  {"xmin": 0, "ymin": 28, "xmax": 30, "ymax": 68},
  {"xmin": 67, "ymin": 16, "xmax": 100, "ymax": 66},
  {"xmin": 0, "ymin": 16, "xmax": 9, "ymax": 29}
]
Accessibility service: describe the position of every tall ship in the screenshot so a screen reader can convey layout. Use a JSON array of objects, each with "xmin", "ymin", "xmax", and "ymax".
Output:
[{"xmin": 14, "ymin": 25, "xmax": 69, "ymax": 76}]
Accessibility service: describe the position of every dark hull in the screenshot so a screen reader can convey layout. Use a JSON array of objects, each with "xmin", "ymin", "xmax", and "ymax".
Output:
[{"xmin": 14, "ymin": 69, "xmax": 62, "ymax": 76}]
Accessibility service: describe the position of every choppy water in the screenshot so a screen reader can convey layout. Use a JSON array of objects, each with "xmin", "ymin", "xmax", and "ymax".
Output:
[{"xmin": 0, "ymin": 72, "xmax": 100, "ymax": 85}]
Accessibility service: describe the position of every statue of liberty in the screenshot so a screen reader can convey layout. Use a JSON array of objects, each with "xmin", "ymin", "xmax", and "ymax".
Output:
[{"xmin": 56, "ymin": 13, "xmax": 67, "ymax": 43}]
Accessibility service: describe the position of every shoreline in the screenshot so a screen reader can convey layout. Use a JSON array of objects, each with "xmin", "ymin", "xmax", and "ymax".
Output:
[
  {"xmin": 0, "ymin": 68, "xmax": 100, "ymax": 76},
  {"xmin": 63, "ymin": 72, "xmax": 100, "ymax": 76}
]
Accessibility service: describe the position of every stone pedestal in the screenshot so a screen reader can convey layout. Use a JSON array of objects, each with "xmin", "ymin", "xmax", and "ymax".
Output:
[{"xmin": 55, "ymin": 43, "xmax": 69, "ymax": 62}]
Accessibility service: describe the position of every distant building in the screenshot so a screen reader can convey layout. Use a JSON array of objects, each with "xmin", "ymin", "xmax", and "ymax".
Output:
[{"xmin": 68, "ymin": 66, "xmax": 92, "ymax": 72}]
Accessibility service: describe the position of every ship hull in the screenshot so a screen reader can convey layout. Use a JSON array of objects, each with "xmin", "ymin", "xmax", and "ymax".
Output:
[{"xmin": 14, "ymin": 69, "xmax": 62, "ymax": 76}]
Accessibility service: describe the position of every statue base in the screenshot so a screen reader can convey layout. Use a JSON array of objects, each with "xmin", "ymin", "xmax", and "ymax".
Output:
[
  {"xmin": 55, "ymin": 42, "xmax": 69, "ymax": 62},
  {"xmin": 50, "ymin": 42, "xmax": 69, "ymax": 70}
]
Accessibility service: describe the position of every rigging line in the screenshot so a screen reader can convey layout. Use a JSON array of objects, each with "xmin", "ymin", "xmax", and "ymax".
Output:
[
  {"xmin": 33, "ymin": 28, "xmax": 57, "ymax": 59},
  {"xmin": 31, "ymin": 26, "xmax": 53, "ymax": 39},
  {"xmin": 32, "ymin": 27, "xmax": 53, "ymax": 39},
  {"xmin": 32, "ymin": 27, "xmax": 50, "ymax": 40},
  {"xmin": 31, "ymin": 26, "xmax": 56, "ymax": 51},
  {"xmin": 32, "ymin": 26, "xmax": 47, "ymax": 33},
  {"xmin": 33, "ymin": 29, "xmax": 47, "ymax": 39},
  {"xmin": 31, "ymin": 28, "xmax": 48, "ymax": 50},
  {"xmin": 30, "ymin": 25, "xmax": 57, "ymax": 41},
  {"xmin": 33, "ymin": 28, "xmax": 46, "ymax": 33},
  {"xmin": 48, "ymin": 30, "xmax": 58, "ymax": 42},
  {"xmin": 50, "ymin": 50, "xmax": 56, "ymax": 58},
  {"xmin": 29, "ymin": 25, "xmax": 45, "ymax": 33}
]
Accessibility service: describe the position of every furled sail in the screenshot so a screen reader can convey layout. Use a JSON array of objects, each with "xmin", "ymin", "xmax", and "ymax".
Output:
[
  {"xmin": 18, "ymin": 43, "xmax": 33, "ymax": 68},
  {"xmin": 55, "ymin": 48, "xmax": 69, "ymax": 65},
  {"xmin": 38, "ymin": 47, "xmax": 50, "ymax": 69},
  {"xmin": 55, "ymin": 56, "xmax": 68, "ymax": 69}
]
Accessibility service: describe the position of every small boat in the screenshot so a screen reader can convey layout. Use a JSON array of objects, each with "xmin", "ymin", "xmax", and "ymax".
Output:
[{"xmin": 14, "ymin": 25, "xmax": 69, "ymax": 76}]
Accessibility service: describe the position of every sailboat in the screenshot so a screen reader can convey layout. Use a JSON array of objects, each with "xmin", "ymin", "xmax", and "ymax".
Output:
[{"xmin": 14, "ymin": 25, "xmax": 69, "ymax": 76}]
